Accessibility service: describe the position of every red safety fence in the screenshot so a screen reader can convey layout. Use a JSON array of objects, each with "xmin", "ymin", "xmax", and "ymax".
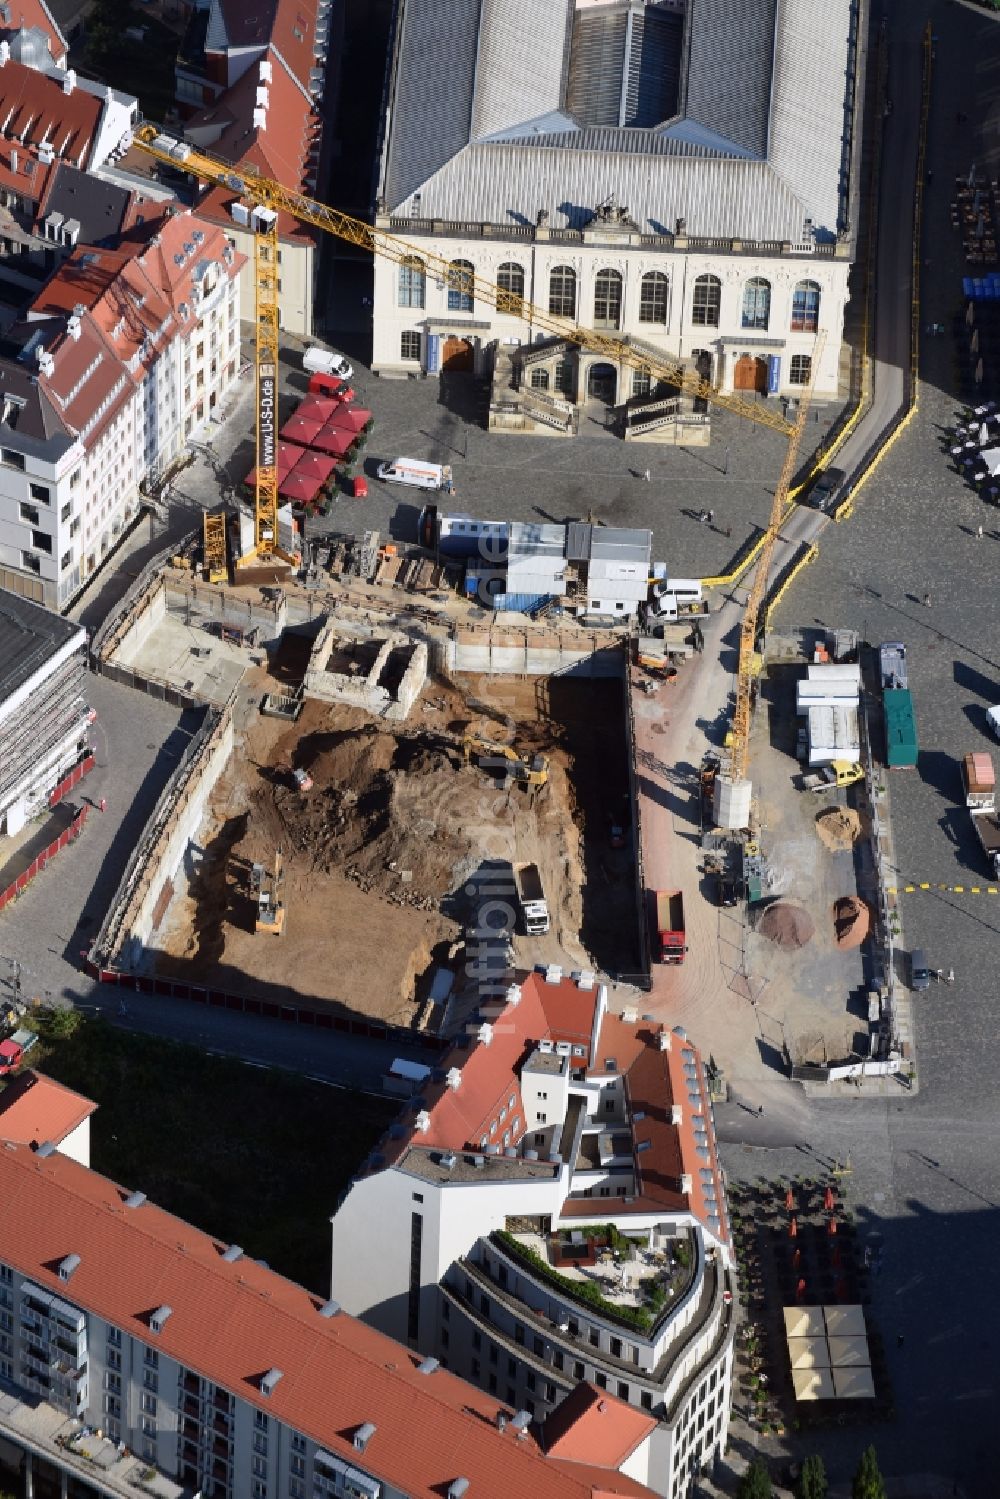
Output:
[
  {"xmin": 48, "ymin": 752, "xmax": 95, "ymax": 808},
  {"xmin": 0, "ymin": 806, "xmax": 88, "ymax": 913}
]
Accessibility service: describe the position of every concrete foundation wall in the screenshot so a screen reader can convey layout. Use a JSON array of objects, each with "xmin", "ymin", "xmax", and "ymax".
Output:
[
  {"xmin": 304, "ymin": 618, "xmax": 429, "ymax": 719},
  {"xmin": 445, "ymin": 632, "xmax": 626, "ymax": 678},
  {"xmin": 92, "ymin": 705, "xmax": 234, "ymax": 970},
  {"xmin": 111, "ymin": 580, "xmax": 168, "ymax": 667}
]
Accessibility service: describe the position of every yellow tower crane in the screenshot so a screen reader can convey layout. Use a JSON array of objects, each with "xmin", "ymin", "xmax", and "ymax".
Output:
[
  {"xmin": 132, "ymin": 123, "xmax": 802, "ymax": 568},
  {"xmin": 714, "ymin": 333, "xmax": 825, "ymax": 831}
]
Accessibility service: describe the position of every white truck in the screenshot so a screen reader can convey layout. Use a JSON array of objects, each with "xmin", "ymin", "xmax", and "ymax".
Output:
[
  {"xmin": 303, "ymin": 345, "xmax": 353, "ymax": 380},
  {"xmin": 645, "ymin": 578, "xmax": 704, "ymax": 622},
  {"xmin": 514, "ymin": 861, "xmax": 549, "ymax": 935},
  {"xmin": 377, "ymin": 458, "xmax": 454, "ymax": 493}
]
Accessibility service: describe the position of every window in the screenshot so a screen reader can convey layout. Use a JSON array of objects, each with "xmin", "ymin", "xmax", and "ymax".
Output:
[
  {"xmin": 553, "ymin": 1351, "xmax": 564, "ymax": 1371},
  {"xmin": 497, "ymin": 262, "xmax": 524, "ymax": 316},
  {"xmin": 290, "ymin": 1454, "xmax": 306, "ymax": 1477},
  {"xmin": 106, "ymin": 1348, "xmax": 121, "ymax": 1371},
  {"xmin": 574, "ymin": 1361, "xmax": 585, "ymax": 1379},
  {"xmin": 253, "ymin": 1456, "xmax": 268, "ymax": 1477},
  {"xmin": 692, "ymin": 274, "xmax": 721, "ymax": 327},
  {"xmin": 617, "ymin": 1381, "xmax": 629, "ymax": 1400},
  {"xmin": 549, "ymin": 265, "xmax": 577, "ymax": 318},
  {"xmin": 253, "ymin": 1431, "xmax": 268, "ymax": 1454},
  {"xmin": 30, "ymin": 528, "xmax": 52, "ymax": 554},
  {"xmin": 441, "ymin": 1301, "xmax": 450, "ymax": 1322},
  {"xmin": 0, "ymin": 1266, "xmax": 11, "ymax": 1285},
  {"xmin": 589, "ymin": 1328, "xmax": 600, "ymax": 1348},
  {"xmin": 488, "ymin": 1373, "xmax": 497, "ymax": 1393},
  {"xmin": 532, "ymin": 1336, "xmax": 544, "ymax": 1357},
  {"xmin": 554, "ymin": 357, "xmax": 573, "ymax": 395},
  {"xmin": 401, "ymin": 331, "xmax": 421, "ymax": 361},
  {"xmin": 441, "ymin": 1328, "xmax": 449, "ymax": 1348},
  {"xmin": 593, "ymin": 268, "xmax": 622, "ymax": 329},
  {"xmin": 143, "ymin": 1368, "xmax": 158, "ymax": 1391},
  {"xmin": 546, "ymin": 1382, "xmax": 556, "ymax": 1402},
  {"xmin": 594, "ymin": 1372, "xmax": 607, "ymax": 1389},
  {"xmin": 30, "ymin": 482, "xmax": 50, "ymax": 503},
  {"xmin": 489, "ymin": 1344, "xmax": 498, "ymax": 1365},
  {"xmin": 610, "ymin": 1338, "xmax": 622, "ymax": 1358},
  {"xmin": 104, "ymin": 1393, "xmax": 121, "ymax": 1418},
  {"xmin": 61, "ymin": 501, "xmax": 71, "ymax": 523},
  {"xmin": 107, "ymin": 1326, "xmax": 121, "ymax": 1347},
  {"xmin": 398, "ymin": 256, "xmax": 426, "ymax": 309},
  {"xmin": 791, "ymin": 279, "xmax": 821, "ymax": 332},
  {"xmin": 514, "ymin": 1325, "xmax": 525, "ymax": 1347},
  {"xmin": 19, "ymin": 503, "xmax": 39, "ymax": 525},
  {"xmin": 471, "ymin": 1358, "xmax": 480, "ymax": 1378},
  {"xmin": 144, "ymin": 1347, "xmax": 159, "ymax": 1368},
  {"xmin": 639, "ymin": 271, "xmax": 668, "ymax": 324},
  {"xmin": 530, "ymin": 368, "xmax": 549, "ymax": 390},
  {"xmin": 641, "ymin": 1390, "xmax": 653, "ymax": 1410},
  {"xmin": 790, "ymin": 354, "xmax": 812, "ymax": 385},
  {"xmin": 1, "ymin": 448, "xmax": 25, "ymax": 470},
  {"xmin": 526, "ymin": 1372, "xmax": 536, "ymax": 1393},
  {"xmin": 141, "ymin": 1391, "xmax": 157, "ymax": 1414},
  {"xmin": 104, "ymin": 1371, "xmax": 121, "ymax": 1394},
  {"xmin": 447, "ymin": 259, "xmax": 474, "ymax": 312},
  {"xmin": 411, "ymin": 1192, "xmax": 424, "ymax": 1205},
  {"xmin": 291, "ymin": 1432, "xmax": 306, "ymax": 1454},
  {"xmin": 632, "ymin": 367, "xmax": 651, "ymax": 399},
  {"xmin": 742, "ymin": 277, "xmax": 771, "ymax": 330},
  {"xmin": 254, "ymin": 1410, "xmax": 269, "ymax": 1431}
]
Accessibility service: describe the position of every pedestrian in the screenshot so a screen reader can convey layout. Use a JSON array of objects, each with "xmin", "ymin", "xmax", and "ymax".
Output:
[
  {"xmin": 946, "ymin": 967, "xmax": 955, "ymax": 984},
  {"xmin": 923, "ymin": 593, "xmax": 932, "ymax": 608},
  {"xmin": 724, "ymin": 525, "xmax": 732, "ymax": 539},
  {"xmin": 757, "ymin": 1104, "xmax": 764, "ymax": 1118},
  {"xmin": 977, "ymin": 524, "xmax": 984, "ymax": 539},
  {"xmin": 707, "ymin": 509, "xmax": 714, "ymax": 525},
  {"xmin": 643, "ymin": 468, "xmax": 651, "ymax": 483},
  {"xmin": 99, "ymin": 797, "xmax": 106, "ymax": 814}
]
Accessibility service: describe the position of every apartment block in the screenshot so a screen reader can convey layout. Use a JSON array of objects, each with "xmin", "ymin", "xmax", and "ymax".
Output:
[
  {"xmin": 0, "ymin": 1099, "xmax": 665, "ymax": 1499},
  {"xmin": 329, "ymin": 971, "xmax": 736, "ymax": 1497}
]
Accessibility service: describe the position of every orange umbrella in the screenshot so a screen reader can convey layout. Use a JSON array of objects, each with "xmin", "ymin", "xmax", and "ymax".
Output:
[
  {"xmin": 827, "ymin": 1216, "xmax": 838, "ymax": 1236},
  {"xmin": 824, "ymin": 1186, "xmax": 835, "ymax": 1211},
  {"xmin": 789, "ymin": 1216, "xmax": 798, "ymax": 1238},
  {"xmin": 792, "ymin": 1248, "xmax": 801, "ymax": 1270},
  {"xmin": 785, "ymin": 1187, "xmax": 795, "ymax": 1210},
  {"xmin": 796, "ymin": 1277, "xmax": 807, "ymax": 1301}
]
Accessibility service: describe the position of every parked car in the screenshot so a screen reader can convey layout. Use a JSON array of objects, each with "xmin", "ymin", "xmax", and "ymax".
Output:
[
  {"xmin": 910, "ymin": 948, "xmax": 931, "ymax": 990},
  {"xmin": 809, "ymin": 466, "xmax": 847, "ymax": 512},
  {"xmin": 716, "ymin": 874, "xmax": 740, "ymax": 908}
]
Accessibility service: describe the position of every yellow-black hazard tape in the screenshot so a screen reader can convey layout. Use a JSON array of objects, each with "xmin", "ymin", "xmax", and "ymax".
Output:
[{"xmin": 887, "ymin": 882, "xmax": 1000, "ymax": 896}]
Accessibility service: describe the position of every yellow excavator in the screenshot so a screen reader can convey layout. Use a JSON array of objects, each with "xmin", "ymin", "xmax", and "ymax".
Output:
[{"xmin": 462, "ymin": 733, "xmax": 549, "ymax": 789}]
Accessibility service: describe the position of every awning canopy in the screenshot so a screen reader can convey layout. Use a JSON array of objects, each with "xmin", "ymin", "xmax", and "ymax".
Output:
[
  {"xmin": 245, "ymin": 440, "xmax": 307, "ymax": 487},
  {"xmin": 329, "ymin": 404, "xmax": 372, "ymax": 433},
  {"xmin": 281, "ymin": 413, "xmax": 323, "ymax": 444},
  {"xmin": 311, "ymin": 425, "xmax": 354, "ymax": 457}
]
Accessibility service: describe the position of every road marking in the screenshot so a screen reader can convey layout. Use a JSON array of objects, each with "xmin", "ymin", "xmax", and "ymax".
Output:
[{"xmin": 887, "ymin": 883, "xmax": 999, "ymax": 896}]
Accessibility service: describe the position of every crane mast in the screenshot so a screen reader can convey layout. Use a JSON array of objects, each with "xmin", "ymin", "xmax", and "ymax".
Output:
[{"xmin": 715, "ymin": 333, "xmax": 825, "ymax": 829}]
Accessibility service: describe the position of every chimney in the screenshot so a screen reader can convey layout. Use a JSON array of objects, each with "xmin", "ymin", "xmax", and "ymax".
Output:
[
  {"xmin": 0, "ymin": 41, "xmax": 9, "ymax": 68},
  {"xmin": 9, "ymin": 149, "xmax": 15, "ymax": 173},
  {"xmin": 670, "ymin": 1104, "xmax": 683, "ymax": 1125},
  {"xmin": 67, "ymin": 313, "xmax": 81, "ymax": 341},
  {"xmin": 445, "ymin": 1066, "xmax": 461, "ymax": 1091},
  {"xmin": 657, "ymin": 1030, "xmax": 671, "ymax": 1051},
  {"xmin": 414, "ymin": 1110, "xmax": 431, "ymax": 1134},
  {"xmin": 63, "ymin": 69, "xmax": 76, "ymax": 95},
  {"xmin": 680, "ymin": 1172, "xmax": 693, "ymax": 1194}
]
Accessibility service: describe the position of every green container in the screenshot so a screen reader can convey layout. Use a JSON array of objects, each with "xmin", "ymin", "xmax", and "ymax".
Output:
[{"xmin": 884, "ymin": 687, "xmax": 918, "ymax": 767}]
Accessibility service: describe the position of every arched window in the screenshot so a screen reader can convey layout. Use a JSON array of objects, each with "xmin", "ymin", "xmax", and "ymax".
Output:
[
  {"xmin": 594, "ymin": 268, "xmax": 623, "ymax": 329},
  {"xmin": 398, "ymin": 256, "xmax": 425, "ymax": 309},
  {"xmin": 549, "ymin": 265, "xmax": 577, "ymax": 318},
  {"xmin": 497, "ymin": 262, "xmax": 525, "ymax": 316},
  {"xmin": 692, "ymin": 274, "xmax": 721, "ymax": 327},
  {"xmin": 789, "ymin": 354, "xmax": 812, "ymax": 385},
  {"xmin": 447, "ymin": 259, "xmax": 474, "ymax": 312},
  {"xmin": 639, "ymin": 271, "xmax": 668, "ymax": 325},
  {"xmin": 791, "ymin": 279, "xmax": 821, "ymax": 332},
  {"xmin": 742, "ymin": 277, "xmax": 771, "ymax": 331}
]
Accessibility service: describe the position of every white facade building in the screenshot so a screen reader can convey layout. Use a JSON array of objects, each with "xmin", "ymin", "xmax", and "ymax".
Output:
[
  {"xmin": 372, "ymin": 0, "xmax": 866, "ymax": 416},
  {"xmin": 329, "ymin": 972, "xmax": 736, "ymax": 1498},
  {"xmin": 0, "ymin": 209, "xmax": 243, "ymax": 609}
]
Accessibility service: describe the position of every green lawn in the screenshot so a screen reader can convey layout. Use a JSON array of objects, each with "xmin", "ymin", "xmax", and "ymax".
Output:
[{"xmin": 16, "ymin": 1012, "xmax": 396, "ymax": 1296}]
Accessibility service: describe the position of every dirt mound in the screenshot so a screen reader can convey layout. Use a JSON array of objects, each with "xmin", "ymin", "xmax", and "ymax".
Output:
[
  {"xmin": 833, "ymin": 895, "xmax": 870, "ymax": 949},
  {"xmin": 815, "ymin": 806, "xmax": 862, "ymax": 851},
  {"xmin": 757, "ymin": 901, "xmax": 815, "ymax": 950},
  {"xmin": 259, "ymin": 724, "xmax": 475, "ymax": 900}
]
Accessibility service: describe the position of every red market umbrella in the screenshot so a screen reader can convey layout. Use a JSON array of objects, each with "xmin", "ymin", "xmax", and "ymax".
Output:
[
  {"xmin": 796, "ymin": 1278, "xmax": 807, "ymax": 1301},
  {"xmin": 329, "ymin": 404, "xmax": 372, "ymax": 433},
  {"xmin": 827, "ymin": 1216, "xmax": 838, "ymax": 1237},
  {"xmin": 788, "ymin": 1216, "xmax": 798, "ymax": 1239},
  {"xmin": 785, "ymin": 1187, "xmax": 795, "ymax": 1211},
  {"xmin": 792, "ymin": 1248, "xmax": 801, "ymax": 1270},
  {"xmin": 245, "ymin": 440, "xmax": 306, "ymax": 487},
  {"xmin": 297, "ymin": 395, "xmax": 339, "ymax": 424},
  {"xmin": 311, "ymin": 424, "xmax": 354, "ymax": 457},
  {"xmin": 824, "ymin": 1186, "xmax": 836, "ymax": 1212},
  {"xmin": 281, "ymin": 412, "xmax": 323, "ymax": 445},
  {"xmin": 292, "ymin": 449, "xmax": 336, "ymax": 484},
  {"xmin": 279, "ymin": 468, "xmax": 323, "ymax": 505}
]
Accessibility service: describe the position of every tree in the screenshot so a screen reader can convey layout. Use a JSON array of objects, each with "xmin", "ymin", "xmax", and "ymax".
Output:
[
  {"xmin": 797, "ymin": 1454, "xmax": 828, "ymax": 1499},
  {"xmin": 737, "ymin": 1462, "xmax": 772, "ymax": 1499},
  {"xmin": 852, "ymin": 1446, "xmax": 886, "ymax": 1499}
]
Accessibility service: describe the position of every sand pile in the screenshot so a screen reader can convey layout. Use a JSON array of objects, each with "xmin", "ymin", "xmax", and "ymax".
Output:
[
  {"xmin": 757, "ymin": 901, "xmax": 815, "ymax": 950},
  {"xmin": 833, "ymin": 895, "xmax": 870, "ymax": 949},
  {"xmin": 815, "ymin": 806, "xmax": 862, "ymax": 851}
]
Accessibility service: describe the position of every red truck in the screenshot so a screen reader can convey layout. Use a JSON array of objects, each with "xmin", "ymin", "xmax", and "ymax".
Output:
[
  {"xmin": 0, "ymin": 1028, "xmax": 38, "ymax": 1075},
  {"xmin": 655, "ymin": 890, "xmax": 687, "ymax": 964}
]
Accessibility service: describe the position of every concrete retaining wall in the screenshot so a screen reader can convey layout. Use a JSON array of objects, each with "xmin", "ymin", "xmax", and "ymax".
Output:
[
  {"xmin": 91, "ymin": 702, "xmax": 234, "ymax": 970},
  {"xmin": 446, "ymin": 630, "xmax": 626, "ymax": 678}
]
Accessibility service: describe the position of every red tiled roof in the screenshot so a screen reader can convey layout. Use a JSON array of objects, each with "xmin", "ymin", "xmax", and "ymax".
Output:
[
  {"xmin": 270, "ymin": 0, "xmax": 322, "ymax": 94},
  {"xmin": 187, "ymin": 44, "xmax": 318, "ymax": 241},
  {"xmin": 0, "ymin": 59, "xmax": 102, "ymax": 167},
  {"xmin": 0, "ymin": 139, "xmax": 54, "ymax": 206},
  {"xmin": 1, "ymin": 0, "xmax": 66, "ymax": 63},
  {"xmin": 537, "ymin": 978, "xmax": 601, "ymax": 1059},
  {"xmin": 543, "ymin": 1383, "xmax": 657, "ymax": 1466},
  {"xmin": 0, "ymin": 1070, "xmax": 95, "ymax": 1147},
  {"xmin": 0, "ymin": 1143, "xmax": 658, "ymax": 1499}
]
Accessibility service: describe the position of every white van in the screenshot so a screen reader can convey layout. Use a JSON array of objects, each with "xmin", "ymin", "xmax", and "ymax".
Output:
[
  {"xmin": 649, "ymin": 577, "xmax": 703, "ymax": 619},
  {"xmin": 303, "ymin": 345, "xmax": 353, "ymax": 380},
  {"xmin": 377, "ymin": 457, "xmax": 454, "ymax": 493}
]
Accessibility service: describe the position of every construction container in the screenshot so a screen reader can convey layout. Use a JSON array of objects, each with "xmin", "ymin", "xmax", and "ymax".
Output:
[{"xmin": 884, "ymin": 688, "xmax": 918, "ymax": 768}]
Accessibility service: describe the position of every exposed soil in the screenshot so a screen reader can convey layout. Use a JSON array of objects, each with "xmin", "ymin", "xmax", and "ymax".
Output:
[
  {"xmin": 833, "ymin": 895, "xmax": 870, "ymax": 949},
  {"xmin": 757, "ymin": 901, "xmax": 815, "ymax": 951},
  {"xmin": 152, "ymin": 658, "xmax": 629, "ymax": 1027},
  {"xmin": 815, "ymin": 805, "xmax": 862, "ymax": 852}
]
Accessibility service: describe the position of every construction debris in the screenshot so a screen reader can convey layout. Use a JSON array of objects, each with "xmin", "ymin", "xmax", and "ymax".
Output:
[
  {"xmin": 757, "ymin": 901, "xmax": 815, "ymax": 950},
  {"xmin": 814, "ymin": 806, "xmax": 862, "ymax": 851}
]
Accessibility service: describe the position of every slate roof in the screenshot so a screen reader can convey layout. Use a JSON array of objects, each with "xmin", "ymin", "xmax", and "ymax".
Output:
[
  {"xmin": 379, "ymin": 0, "xmax": 858, "ymax": 243},
  {"xmin": 0, "ymin": 587, "xmax": 83, "ymax": 705}
]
